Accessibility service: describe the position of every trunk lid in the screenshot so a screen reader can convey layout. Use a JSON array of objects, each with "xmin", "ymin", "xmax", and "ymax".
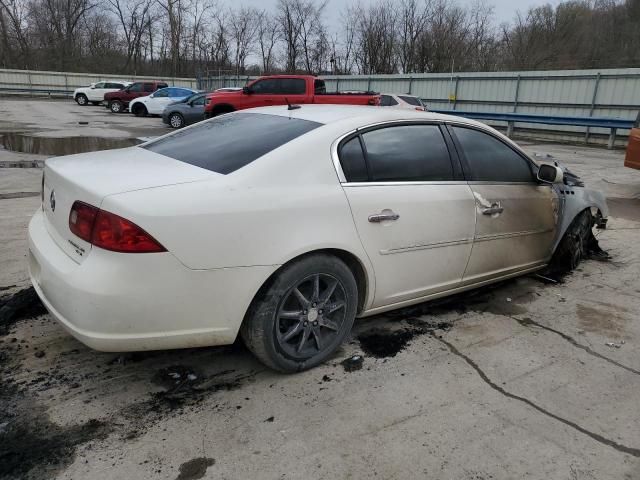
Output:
[{"xmin": 42, "ymin": 146, "xmax": 216, "ymax": 263}]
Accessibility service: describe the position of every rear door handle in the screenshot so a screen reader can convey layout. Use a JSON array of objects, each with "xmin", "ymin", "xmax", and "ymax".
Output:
[
  {"xmin": 481, "ymin": 203, "xmax": 504, "ymax": 215},
  {"xmin": 368, "ymin": 211, "xmax": 400, "ymax": 223}
]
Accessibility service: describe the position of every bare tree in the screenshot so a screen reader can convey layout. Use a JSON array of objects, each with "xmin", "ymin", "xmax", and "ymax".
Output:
[
  {"xmin": 107, "ymin": 0, "xmax": 154, "ymax": 73},
  {"xmin": 256, "ymin": 10, "xmax": 279, "ymax": 74},
  {"xmin": 228, "ymin": 6, "xmax": 258, "ymax": 75}
]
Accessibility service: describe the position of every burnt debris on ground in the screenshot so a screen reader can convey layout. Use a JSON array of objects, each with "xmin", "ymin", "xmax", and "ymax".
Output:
[
  {"xmin": 0, "ymin": 376, "xmax": 109, "ymax": 480},
  {"xmin": 358, "ymin": 320, "xmax": 453, "ymax": 359},
  {"xmin": 341, "ymin": 354, "xmax": 365, "ymax": 372},
  {"xmin": 175, "ymin": 457, "xmax": 215, "ymax": 480},
  {"xmin": 0, "ymin": 286, "xmax": 46, "ymax": 335}
]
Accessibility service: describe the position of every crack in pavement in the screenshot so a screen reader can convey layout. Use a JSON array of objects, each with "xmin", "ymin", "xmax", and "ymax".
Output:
[
  {"xmin": 510, "ymin": 316, "xmax": 640, "ymax": 376},
  {"xmin": 0, "ymin": 191, "xmax": 40, "ymax": 200},
  {"xmin": 433, "ymin": 335, "xmax": 640, "ymax": 458}
]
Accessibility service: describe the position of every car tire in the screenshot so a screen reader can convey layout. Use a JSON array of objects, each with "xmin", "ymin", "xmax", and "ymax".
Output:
[
  {"xmin": 91, "ymin": 101, "xmax": 100, "ymax": 106},
  {"xmin": 109, "ymin": 100, "xmax": 124, "ymax": 113},
  {"xmin": 550, "ymin": 209, "xmax": 596, "ymax": 273},
  {"xmin": 76, "ymin": 94, "xmax": 88, "ymax": 106},
  {"xmin": 241, "ymin": 254, "xmax": 358, "ymax": 373},
  {"xmin": 132, "ymin": 104, "xmax": 147, "ymax": 117},
  {"xmin": 169, "ymin": 113, "xmax": 185, "ymax": 128}
]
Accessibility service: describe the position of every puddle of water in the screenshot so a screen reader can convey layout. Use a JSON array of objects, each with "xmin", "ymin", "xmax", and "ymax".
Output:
[{"xmin": 1, "ymin": 133, "xmax": 141, "ymax": 156}]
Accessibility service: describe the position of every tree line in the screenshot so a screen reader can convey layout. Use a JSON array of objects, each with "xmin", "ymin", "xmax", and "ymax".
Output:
[{"xmin": 0, "ymin": 0, "xmax": 639, "ymax": 78}]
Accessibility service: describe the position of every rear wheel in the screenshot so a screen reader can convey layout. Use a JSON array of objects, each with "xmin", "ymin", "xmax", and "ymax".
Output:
[
  {"xmin": 132, "ymin": 104, "xmax": 147, "ymax": 117},
  {"xmin": 241, "ymin": 254, "xmax": 358, "ymax": 372},
  {"xmin": 75, "ymin": 94, "xmax": 88, "ymax": 106},
  {"xmin": 169, "ymin": 112, "xmax": 185, "ymax": 128},
  {"xmin": 109, "ymin": 100, "xmax": 124, "ymax": 113}
]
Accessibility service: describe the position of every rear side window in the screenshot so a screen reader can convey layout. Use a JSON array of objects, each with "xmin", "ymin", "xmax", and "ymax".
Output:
[
  {"xmin": 143, "ymin": 113, "xmax": 321, "ymax": 174},
  {"xmin": 361, "ymin": 125, "xmax": 453, "ymax": 182},
  {"xmin": 452, "ymin": 126, "xmax": 534, "ymax": 182},
  {"xmin": 399, "ymin": 95, "xmax": 421, "ymax": 106},
  {"xmin": 380, "ymin": 95, "xmax": 398, "ymax": 106},
  {"xmin": 278, "ymin": 79, "xmax": 306, "ymax": 94},
  {"xmin": 314, "ymin": 80, "xmax": 326, "ymax": 94},
  {"xmin": 339, "ymin": 137, "xmax": 368, "ymax": 182},
  {"xmin": 144, "ymin": 83, "xmax": 155, "ymax": 92}
]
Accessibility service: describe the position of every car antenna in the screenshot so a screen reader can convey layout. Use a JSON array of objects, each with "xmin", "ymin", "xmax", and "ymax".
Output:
[{"xmin": 285, "ymin": 97, "xmax": 301, "ymax": 111}]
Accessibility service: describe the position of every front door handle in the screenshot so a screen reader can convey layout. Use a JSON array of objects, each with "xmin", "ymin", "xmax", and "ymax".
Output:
[
  {"xmin": 368, "ymin": 211, "xmax": 400, "ymax": 223},
  {"xmin": 481, "ymin": 203, "xmax": 504, "ymax": 216}
]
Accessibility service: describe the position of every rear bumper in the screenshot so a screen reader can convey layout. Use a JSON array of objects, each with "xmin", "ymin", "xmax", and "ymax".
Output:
[{"xmin": 28, "ymin": 208, "xmax": 277, "ymax": 352}]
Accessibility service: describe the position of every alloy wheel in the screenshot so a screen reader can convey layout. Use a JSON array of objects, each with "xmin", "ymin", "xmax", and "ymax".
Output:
[
  {"xmin": 275, "ymin": 273, "xmax": 347, "ymax": 360},
  {"xmin": 170, "ymin": 114, "xmax": 183, "ymax": 128}
]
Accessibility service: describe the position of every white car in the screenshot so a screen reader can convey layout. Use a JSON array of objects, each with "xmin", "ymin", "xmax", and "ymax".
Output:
[
  {"xmin": 73, "ymin": 81, "xmax": 131, "ymax": 106},
  {"xmin": 380, "ymin": 93, "xmax": 427, "ymax": 111},
  {"xmin": 129, "ymin": 87, "xmax": 198, "ymax": 116},
  {"xmin": 29, "ymin": 105, "xmax": 608, "ymax": 372}
]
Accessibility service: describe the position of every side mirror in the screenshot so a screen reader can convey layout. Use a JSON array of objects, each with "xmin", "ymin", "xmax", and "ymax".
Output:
[
  {"xmin": 242, "ymin": 86, "xmax": 252, "ymax": 95},
  {"xmin": 537, "ymin": 164, "xmax": 564, "ymax": 184}
]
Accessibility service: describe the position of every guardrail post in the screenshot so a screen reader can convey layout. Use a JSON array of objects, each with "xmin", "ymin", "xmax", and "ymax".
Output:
[
  {"xmin": 507, "ymin": 121, "xmax": 514, "ymax": 137},
  {"xmin": 367, "ymin": 77, "xmax": 371, "ymax": 92},
  {"xmin": 408, "ymin": 76, "xmax": 413, "ymax": 94},
  {"xmin": 453, "ymin": 76, "xmax": 459, "ymax": 111},
  {"xmin": 513, "ymin": 75, "xmax": 520, "ymax": 113},
  {"xmin": 608, "ymin": 128, "xmax": 617, "ymax": 149},
  {"xmin": 336, "ymin": 77, "xmax": 340, "ymax": 92},
  {"xmin": 27, "ymin": 71, "xmax": 33, "ymax": 97},
  {"xmin": 64, "ymin": 74, "xmax": 68, "ymax": 98},
  {"xmin": 585, "ymin": 72, "xmax": 601, "ymax": 144}
]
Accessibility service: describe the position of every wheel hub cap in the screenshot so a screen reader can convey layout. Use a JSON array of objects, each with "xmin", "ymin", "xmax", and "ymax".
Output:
[{"xmin": 307, "ymin": 308, "xmax": 319, "ymax": 322}]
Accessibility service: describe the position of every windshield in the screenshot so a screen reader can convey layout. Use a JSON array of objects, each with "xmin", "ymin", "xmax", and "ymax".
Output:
[{"xmin": 399, "ymin": 95, "xmax": 423, "ymax": 107}]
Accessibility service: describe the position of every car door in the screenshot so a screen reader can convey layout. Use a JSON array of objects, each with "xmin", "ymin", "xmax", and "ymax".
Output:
[
  {"xmin": 336, "ymin": 122, "xmax": 477, "ymax": 308},
  {"xmin": 245, "ymin": 78, "xmax": 279, "ymax": 108},
  {"xmin": 448, "ymin": 125, "xmax": 558, "ymax": 284},
  {"xmin": 185, "ymin": 94, "xmax": 205, "ymax": 123},
  {"xmin": 148, "ymin": 88, "xmax": 172, "ymax": 114},
  {"xmin": 88, "ymin": 82, "xmax": 106, "ymax": 101}
]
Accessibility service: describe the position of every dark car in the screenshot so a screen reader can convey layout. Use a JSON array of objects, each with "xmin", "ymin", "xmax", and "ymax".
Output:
[{"xmin": 162, "ymin": 93, "xmax": 207, "ymax": 128}]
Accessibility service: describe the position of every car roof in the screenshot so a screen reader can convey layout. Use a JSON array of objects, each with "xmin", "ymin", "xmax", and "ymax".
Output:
[{"xmin": 245, "ymin": 104, "xmax": 484, "ymax": 129}]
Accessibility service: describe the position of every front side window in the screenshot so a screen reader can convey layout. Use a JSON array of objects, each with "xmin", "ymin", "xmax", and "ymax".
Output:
[
  {"xmin": 191, "ymin": 94, "xmax": 205, "ymax": 106},
  {"xmin": 128, "ymin": 83, "xmax": 143, "ymax": 92},
  {"xmin": 251, "ymin": 79, "xmax": 278, "ymax": 94},
  {"xmin": 94, "ymin": 82, "xmax": 105, "ymax": 89},
  {"xmin": 143, "ymin": 113, "xmax": 321, "ymax": 174},
  {"xmin": 361, "ymin": 125, "xmax": 453, "ymax": 182},
  {"xmin": 153, "ymin": 88, "xmax": 170, "ymax": 98},
  {"xmin": 452, "ymin": 126, "xmax": 534, "ymax": 183},
  {"xmin": 278, "ymin": 79, "xmax": 306, "ymax": 94}
]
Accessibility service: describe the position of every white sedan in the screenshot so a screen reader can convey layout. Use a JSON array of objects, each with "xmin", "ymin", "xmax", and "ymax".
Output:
[
  {"xmin": 28, "ymin": 106, "xmax": 608, "ymax": 372},
  {"xmin": 129, "ymin": 87, "xmax": 198, "ymax": 116}
]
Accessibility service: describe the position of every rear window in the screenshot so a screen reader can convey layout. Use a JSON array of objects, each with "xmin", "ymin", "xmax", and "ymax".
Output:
[
  {"xmin": 399, "ymin": 95, "xmax": 422, "ymax": 106},
  {"xmin": 142, "ymin": 113, "xmax": 322, "ymax": 174}
]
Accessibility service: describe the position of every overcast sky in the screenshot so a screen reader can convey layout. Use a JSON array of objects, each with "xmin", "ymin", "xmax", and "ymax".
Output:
[{"xmin": 236, "ymin": 0, "xmax": 566, "ymax": 28}]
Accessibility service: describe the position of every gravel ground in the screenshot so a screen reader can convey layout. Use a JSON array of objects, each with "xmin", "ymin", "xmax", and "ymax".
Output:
[{"xmin": 1, "ymin": 100, "xmax": 639, "ymax": 480}]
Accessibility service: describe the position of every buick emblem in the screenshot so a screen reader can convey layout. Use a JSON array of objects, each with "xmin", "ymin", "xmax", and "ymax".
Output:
[{"xmin": 49, "ymin": 190, "xmax": 56, "ymax": 212}]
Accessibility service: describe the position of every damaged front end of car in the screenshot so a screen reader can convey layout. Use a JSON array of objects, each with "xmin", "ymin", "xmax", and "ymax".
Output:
[{"xmin": 546, "ymin": 161, "xmax": 609, "ymax": 275}]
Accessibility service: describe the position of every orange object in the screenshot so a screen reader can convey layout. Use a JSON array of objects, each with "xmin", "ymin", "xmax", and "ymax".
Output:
[{"xmin": 625, "ymin": 113, "xmax": 640, "ymax": 170}]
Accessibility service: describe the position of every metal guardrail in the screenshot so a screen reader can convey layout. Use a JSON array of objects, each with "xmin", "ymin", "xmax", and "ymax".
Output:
[
  {"xmin": 432, "ymin": 110, "xmax": 635, "ymax": 149},
  {"xmin": 0, "ymin": 86, "xmax": 73, "ymax": 97}
]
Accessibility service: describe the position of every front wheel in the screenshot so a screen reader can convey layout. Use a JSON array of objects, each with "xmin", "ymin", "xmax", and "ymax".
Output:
[
  {"xmin": 75, "ymin": 94, "xmax": 88, "ymax": 106},
  {"xmin": 132, "ymin": 104, "xmax": 147, "ymax": 117},
  {"xmin": 109, "ymin": 100, "xmax": 124, "ymax": 113},
  {"xmin": 241, "ymin": 254, "xmax": 358, "ymax": 372},
  {"xmin": 169, "ymin": 112, "xmax": 185, "ymax": 128}
]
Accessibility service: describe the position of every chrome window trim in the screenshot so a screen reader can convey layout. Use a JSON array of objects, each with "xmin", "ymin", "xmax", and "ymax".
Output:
[
  {"xmin": 330, "ymin": 119, "xmax": 452, "ymax": 185},
  {"xmin": 343, "ymin": 181, "xmax": 468, "ymax": 187}
]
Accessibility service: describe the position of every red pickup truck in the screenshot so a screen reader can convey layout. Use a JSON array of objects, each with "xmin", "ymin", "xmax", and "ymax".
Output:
[
  {"xmin": 204, "ymin": 75, "xmax": 380, "ymax": 118},
  {"xmin": 104, "ymin": 80, "xmax": 168, "ymax": 113}
]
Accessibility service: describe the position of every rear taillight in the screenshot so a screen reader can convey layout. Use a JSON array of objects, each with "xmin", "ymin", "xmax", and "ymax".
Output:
[
  {"xmin": 415, "ymin": 107, "xmax": 425, "ymax": 111},
  {"xmin": 69, "ymin": 201, "xmax": 165, "ymax": 253},
  {"xmin": 69, "ymin": 201, "xmax": 99, "ymax": 242}
]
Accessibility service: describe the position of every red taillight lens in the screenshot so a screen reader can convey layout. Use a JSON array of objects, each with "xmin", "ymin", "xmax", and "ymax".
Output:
[
  {"xmin": 69, "ymin": 201, "xmax": 99, "ymax": 242},
  {"xmin": 92, "ymin": 210, "xmax": 166, "ymax": 253},
  {"xmin": 69, "ymin": 201, "xmax": 165, "ymax": 253}
]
